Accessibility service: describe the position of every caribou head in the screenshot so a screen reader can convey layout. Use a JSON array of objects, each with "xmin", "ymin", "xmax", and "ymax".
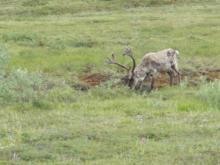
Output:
[{"xmin": 106, "ymin": 47, "xmax": 137, "ymax": 88}]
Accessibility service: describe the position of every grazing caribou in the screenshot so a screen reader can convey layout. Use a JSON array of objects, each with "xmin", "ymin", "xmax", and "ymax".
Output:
[{"xmin": 106, "ymin": 47, "xmax": 180, "ymax": 90}]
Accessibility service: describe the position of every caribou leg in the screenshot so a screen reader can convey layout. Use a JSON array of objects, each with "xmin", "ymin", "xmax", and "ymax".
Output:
[
  {"xmin": 167, "ymin": 71, "xmax": 174, "ymax": 86},
  {"xmin": 150, "ymin": 75, "xmax": 155, "ymax": 90},
  {"xmin": 171, "ymin": 65, "xmax": 181, "ymax": 84}
]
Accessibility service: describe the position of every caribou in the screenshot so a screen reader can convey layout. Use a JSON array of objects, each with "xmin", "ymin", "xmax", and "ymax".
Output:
[{"xmin": 106, "ymin": 47, "xmax": 181, "ymax": 90}]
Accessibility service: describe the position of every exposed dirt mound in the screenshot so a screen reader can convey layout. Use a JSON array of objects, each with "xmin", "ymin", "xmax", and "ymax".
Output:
[
  {"xmin": 79, "ymin": 69, "xmax": 220, "ymax": 89},
  {"xmin": 153, "ymin": 68, "xmax": 220, "ymax": 88},
  {"xmin": 198, "ymin": 69, "xmax": 220, "ymax": 81},
  {"xmin": 80, "ymin": 73, "xmax": 110, "ymax": 86}
]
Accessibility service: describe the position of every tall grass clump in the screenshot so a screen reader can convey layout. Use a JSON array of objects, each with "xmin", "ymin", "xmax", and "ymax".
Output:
[{"xmin": 197, "ymin": 81, "xmax": 220, "ymax": 110}]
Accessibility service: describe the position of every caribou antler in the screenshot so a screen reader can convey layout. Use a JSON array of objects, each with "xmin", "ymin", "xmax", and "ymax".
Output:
[
  {"xmin": 123, "ymin": 47, "xmax": 136, "ymax": 74},
  {"xmin": 106, "ymin": 53, "xmax": 129, "ymax": 71}
]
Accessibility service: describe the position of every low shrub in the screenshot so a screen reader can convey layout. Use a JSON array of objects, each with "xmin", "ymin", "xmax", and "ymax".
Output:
[
  {"xmin": 0, "ymin": 47, "xmax": 74, "ymax": 106},
  {"xmin": 0, "ymin": 69, "xmax": 46, "ymax": 103},
  {"xmin": 197, "ymin": 81, "xmax": 220, "ymax": 110}
]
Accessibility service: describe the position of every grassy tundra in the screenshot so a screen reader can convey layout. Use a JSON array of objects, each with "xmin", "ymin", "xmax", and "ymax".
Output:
[{"xmin": 0, "ymin": 0, "xmax": 220, "ymax": 164}]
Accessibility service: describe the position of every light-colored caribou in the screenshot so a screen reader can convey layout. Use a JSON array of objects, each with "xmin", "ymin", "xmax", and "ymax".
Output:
[{"xmin": 107, "ymin": 47, "xmax": 180, "ymax": 90}]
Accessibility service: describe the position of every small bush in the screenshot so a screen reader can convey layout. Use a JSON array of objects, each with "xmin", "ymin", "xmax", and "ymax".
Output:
[
  {"xmin": 0, "ymin": 69, "xmax": 46, "ymax": 103},
  {"xmin": 197, "ymin": 81, "xmax": 220, "ymax": 109},
  {"xmin": 0, "ymin": 47, "xmax": 76, "ymax": 106}
]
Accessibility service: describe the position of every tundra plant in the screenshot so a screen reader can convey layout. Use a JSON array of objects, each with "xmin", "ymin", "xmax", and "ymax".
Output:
[
  {"xmin": 0, "ymin": 47, "xmax": 49, "ymax": 104},
  {"xmin": 0, "ymin": 69, "xmax": 46, "ymax": 103},
  {"xmin": 0, "ymin": 47, "xmax": 9, "ymax": 76},
  {"xmin": 197, "ymin": 81, "xmax": 220, "ymax": 109}
]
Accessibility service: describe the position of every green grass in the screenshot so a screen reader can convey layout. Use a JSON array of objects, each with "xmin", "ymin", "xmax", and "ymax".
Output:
[
  {"xmin": 0, "ymin": 0, "xmax": 220, "ymax": 164},
  {"xmin": 1, "ymin": 1, "xmax": 220, "ymax": 75},
  {"xmin": 1, "ymin": 86, "xmax": 220, "ymax": 164}
]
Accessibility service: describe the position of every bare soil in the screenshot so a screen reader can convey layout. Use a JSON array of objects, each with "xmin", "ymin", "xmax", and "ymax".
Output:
[
  {"xmin": 79, "ymin": 69, "xmax": 220, "ymax": 89},
  {"xmin": 80, "ymin": 73, "xmax": 110, "ymax": 86},
  {"xmin": 148, "ymin": 68, "xmax": 220, "ymax": 88}
]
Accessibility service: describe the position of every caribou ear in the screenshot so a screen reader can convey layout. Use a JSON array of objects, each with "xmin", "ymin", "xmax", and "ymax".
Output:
[
  {"xmin": 175, "ymin": 50, "xmax": 180, "ymax": 56},
  {"xmin": 175, "ymin": 50, "xmax": 180, "ymax": 59}
]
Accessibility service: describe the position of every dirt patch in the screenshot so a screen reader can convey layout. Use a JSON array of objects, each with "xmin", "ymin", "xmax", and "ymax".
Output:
[
  {"xmin": 80, "ymin": 73, "xmax": 110, "ymax": 86},
  {"xmin": 153, "ymin": 68, "xmax": 220, "ymax": 88},
  {"xmin": 154, "ymin": 74, "xmax": 171, "ymax": 88},
  {"xmin": 199, "ymin": 69, "xmax": 220, "ymax": 81},
  {"xmin": 79, "ymin": 69, "xmax": 220, "ymax": 89}
]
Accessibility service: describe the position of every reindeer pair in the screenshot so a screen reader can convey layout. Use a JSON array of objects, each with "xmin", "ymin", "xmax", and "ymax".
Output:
[{"xmin": 107, "ymin": 47, "xmax": 181, "ymax": 90}]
